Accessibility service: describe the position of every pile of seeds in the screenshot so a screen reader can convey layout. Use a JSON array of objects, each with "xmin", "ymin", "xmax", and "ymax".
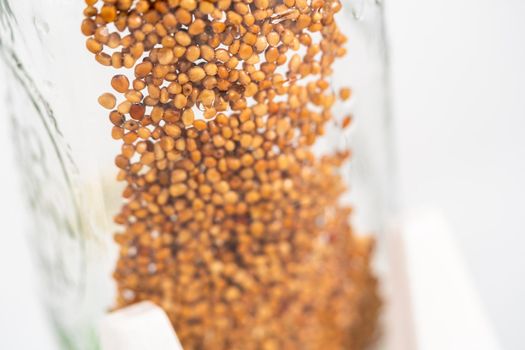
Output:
[{"xmin": 82, "ymin": 0, "xmax": 380, "ymax": 348}]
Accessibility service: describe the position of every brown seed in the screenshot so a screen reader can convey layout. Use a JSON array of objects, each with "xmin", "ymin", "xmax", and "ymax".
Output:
[
  {"xmin": 135, "ymin": 61, "xmax": 153, "ymax": 78},
  {"xmin": 250, "ymin": 221, "xmax": 265, "ymax": 236},
  {"xmin": 175, "ymin": 8, "xmax": 192, "ymax": 25},
  {"xmin": 115, "ymin": 155, "xmax": 129, "ymax": 169},
  {"xmin": 165, "ymin": 124, "xmax": 182, "ymax": 138},
  {"xmin": 198, "ymin": 90, "xmax": 215, "ymax": 107},
  {"xmin": 175, "ymin": 31, "xmax": 191, "ymax": 47},
  {"xmin": 206, "ymin": 168, "xmax": 221, "ymax": 183},
  {"xmin": 95, "ymin": 53, "xmax": 111, "ymax": 66},
  {"xmin": 194, "ymin": 120, "xmax": 207, "ymax": 131},
  {"xmin": 342, "ymin": 115, "xmax": 353, "ymax": 128},
  {"xmin": 160, "ymin": 136, "xmax": 175, "ymax": 151},
  {"xmin": 140, "ymin": 152, "xmax": 155, "ymax": 165},
  {"xmin": 199, "ymin": 1, "xmax": 215, "ymax": 14},
  {"xmin": 127, "ymin": 13, "xmax": 142, "ymax": 29},
  {"xmin": 171, "ymin": 169, "xmax": 188, "ymax": 183},
  {"xmin": 241, "ymin": 120, "xmax": 256, "ymax": 132},
  {"xmin": 169, "ymin": 183, "xmax": 188, "ymax": 197},
  {"xmin": 340, "ymin": 87, "xmax": 352, "ymax": 101},
  {"xmin": 111, "ymin": 126, "xmax": 123, "ymax": 140},
  {"xmin": 238, "ymin": 44, "xmax": 253, "ymax": 60},
  {"xmin": 188, "ymin": 67, "xmax": 206, "ymax": 82},
  {"xmin": 98, "ymin": 93, "xmax": 116, "ymax": 109},
  {"xmin": 180, "ymin": 0, "xmax": 197, "ymax": 11},
  {"xmin": 224, "ymin": 191, "xmax": 239, "ymax": 204},
  {"xmin": 81, "ymin": 19, "xmax": 96, "ymax": 36},
  {"xmin": 185, "ymin": 46, "xmax": 200, "ymax": 62},
  {"xmin": 86, "ymin": 38, "xmax": 102, "ymax": 54},
  {"xmin": 252, "ymin": 104, "xmax": 268, "ymax": 117},
  {"xmin": 240, "ymin": 134, "xmax": 253, "ymax": 148},
  {"xmin": 245, "ymin": 191, "xmax": 260, "ymax": 203},
  {"xmin": 125, "ymin": 90, "xmax": 143, "ymax": 103},
  {"xmin": 254, "ymin": 0, "xmax": 269, "ymax": 9},
  {"xmin": 129, "ymin": 104, "xmax": 145, "ymax": 120},
  {"xmin": 174, "ymin": 94, "xmax": 188, "ymax": 109},
  {"xmin": 123, "ymin": 120, "xmax": 139, "ymax": 131},
  {"xmin": 225, "ymin": 287, "xmax": 240, "ymax": 301},
  {"xmin": 182, "ymin": 109, "xmax": 195, "ymax": 127},
  {"xmin": 117, "ymin": 101, "xmax": 131, "ymax": 114},
  {"xmin": 267, "ymin": 32, "xmax": 280, "ymax": 46},
  {"xmin": 100, "ymin": 5, "xmax": 117, "ymax": 22},
  {"xmin": 158, "ymin": 48, "xmax": 174, "ymax": 65},
  {"xmin": 111, "ymin": 75, "xmax": 130, "ymax": 93},
  {"xmin": 188, "ymin": 19, "xmax": 206, "ymax": 36},
  {"xmin": 203, "ymin": 63, "xmax": 218, "ymax": 76},
  {"xmin": 109, "ymin": 111, "xmax": 124, "ymax": 126},
  {"xmin": 137, "ymin": 127, "xmax": 151, "ymax": 139}
]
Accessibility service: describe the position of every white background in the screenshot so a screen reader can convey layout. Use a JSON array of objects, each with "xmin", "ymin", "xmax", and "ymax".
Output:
[
  {"xmin": 0, "ymin": 0, "xmax": 524, "ymax": 349},
  {"xmin": 386, "ymin": 1, "xmax": 525, "ymax": 349}
]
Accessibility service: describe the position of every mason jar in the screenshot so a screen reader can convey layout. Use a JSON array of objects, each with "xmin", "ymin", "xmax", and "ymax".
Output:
[{"xmin": 0, "ymin": 0, "xmax": 391, "ymax": 348}]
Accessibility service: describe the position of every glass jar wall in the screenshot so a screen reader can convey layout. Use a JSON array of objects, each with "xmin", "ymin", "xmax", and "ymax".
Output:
[{"xmin": 0, "ymin": 0, "xmax": 391, "ymax": 349}]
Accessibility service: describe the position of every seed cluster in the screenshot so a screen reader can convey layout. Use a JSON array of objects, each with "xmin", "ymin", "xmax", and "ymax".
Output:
[{"xmin": 82, "ymin": 0, "xmax": 380, "ymax": 349}]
